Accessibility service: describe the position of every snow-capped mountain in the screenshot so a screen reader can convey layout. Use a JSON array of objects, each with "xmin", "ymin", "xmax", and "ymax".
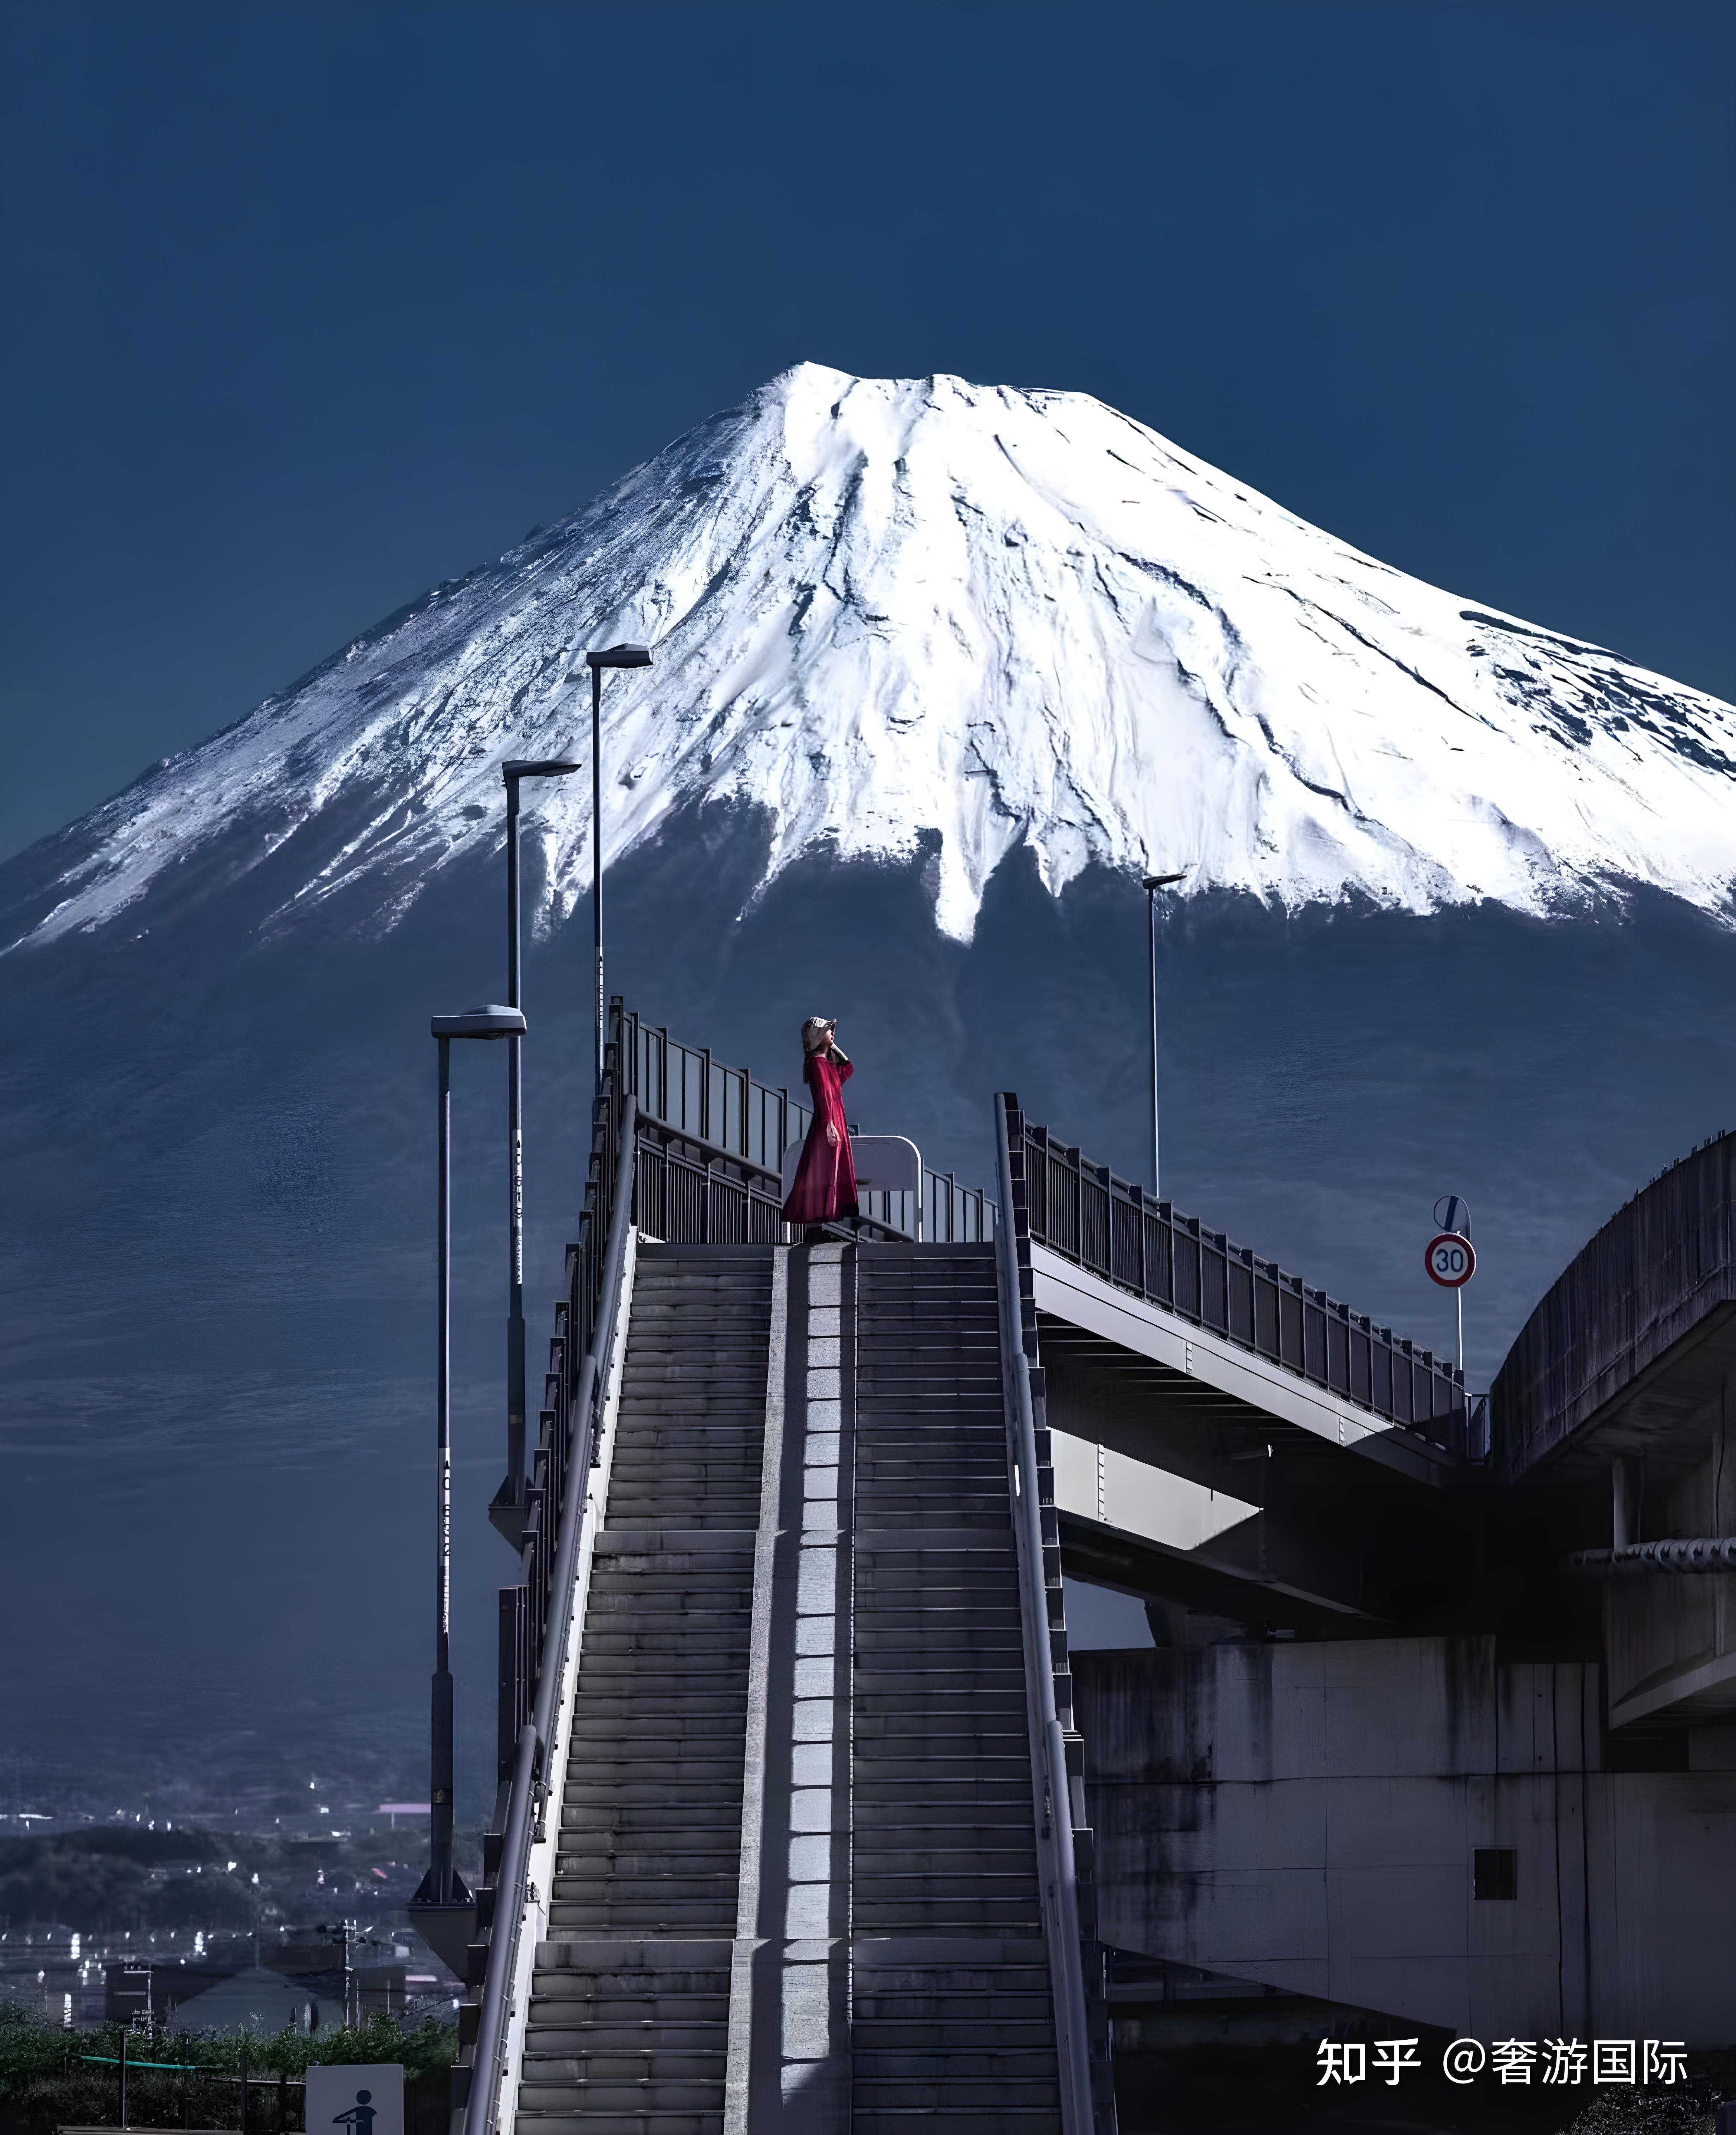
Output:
[
  {"xmin": 7, "ymin": 365, "xmax": 1736, "ymax": 1828},
  {"xmin": 11, "ymin": 361, "xmax": 1735, "ymax": 956}
]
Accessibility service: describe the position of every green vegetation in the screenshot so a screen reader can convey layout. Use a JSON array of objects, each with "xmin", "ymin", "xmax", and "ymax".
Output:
[{"xmin": 0, "ymin": 2007, "xmax": 456, "ymax": 2135}]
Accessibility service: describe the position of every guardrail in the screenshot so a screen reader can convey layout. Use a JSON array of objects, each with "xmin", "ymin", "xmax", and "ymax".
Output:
[
  {"xmin": 994, "ymin": 1096, "xmax": 1098, "ymax": 2135},
  {"xmin": 461, "ymin": 1087, "xmax": 638, "ymax": 2135},
  {"xmin": 618, "ymin": 1002, "xmax": 996, "ymax": 1244},
  {"xmin": 1017, "ymin": 1113, "xmax": 1466, "ymax": 1454}
]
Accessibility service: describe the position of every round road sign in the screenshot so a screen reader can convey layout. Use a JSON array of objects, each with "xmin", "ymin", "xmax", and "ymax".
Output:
[{"xmin": 1425, "ymin": 1233, "xmax": 1476, "ymax": 1288}]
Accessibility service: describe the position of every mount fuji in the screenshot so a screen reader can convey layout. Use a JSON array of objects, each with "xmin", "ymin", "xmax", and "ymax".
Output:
[
  {"xmin": 11, "ymin": 361, "xmax": 1735, "ymax": 954},
  {"xmin": 4, "ymin": 363, "xmax": 1735, "ymax": 1823}
]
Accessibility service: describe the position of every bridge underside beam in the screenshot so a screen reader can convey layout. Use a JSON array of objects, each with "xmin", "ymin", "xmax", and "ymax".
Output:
[
  {"xmin": 1038, "ymin": 1315, "xmax": 1475, "ymax": 1629},
  {"xmin": 1033, "ymin": 1247, "xmax": 1458, "ymax": 1487},
  {"xmin": 1059, "ymin": 1511, "xmax": 1381, "ymax": 1641}
]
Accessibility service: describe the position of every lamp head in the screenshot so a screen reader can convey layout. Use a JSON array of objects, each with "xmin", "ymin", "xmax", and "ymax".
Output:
[
  {"xmin": 502, "ymin": 759, "xmax": 581, "ymax": 781},
  {"xmin": 1142, "ymin": 872, "xmax": 1189, "ymax": 892},
  {"xmin": 585, "ymin": 644, "xmax": 652, "ymax": 671},
  {"xmin": 431, "ymin": 1006, "xmax": 526, "ymax": 1041}
]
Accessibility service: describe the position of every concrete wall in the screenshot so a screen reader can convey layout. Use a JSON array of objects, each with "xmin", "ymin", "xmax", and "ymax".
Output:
[
  {"xmin": 1605, "ymin": 1446, "xmax": 1736, "ymax": 1727},
  {"xmin": 1074, "ymin": 1636, "xmax": 1736, "ymax": 2045}
]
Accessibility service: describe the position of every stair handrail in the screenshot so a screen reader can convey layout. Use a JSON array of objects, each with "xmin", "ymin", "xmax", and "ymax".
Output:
[
  {"xmin": 463, "ymin": 1093, "xmax": 639, "ymax": 2135},
  {"xmin": 631, "ymin": 1106, "xmax": 918, "ymax": 1246},
  {"xmin": 994, "ymin": 1092, "xmax": 1096, "ymax": 2135}
]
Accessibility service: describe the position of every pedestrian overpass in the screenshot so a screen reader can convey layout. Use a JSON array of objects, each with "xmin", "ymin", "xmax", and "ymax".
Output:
[{"xmin": 413, "ymin": 1001, "xmax": 1471, "ymax": 2135}]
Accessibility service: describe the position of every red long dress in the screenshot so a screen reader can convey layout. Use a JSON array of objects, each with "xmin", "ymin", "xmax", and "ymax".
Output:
[{"xmin": 780, "ymin": 1053, "xmax": 858, "ymax": 1225}]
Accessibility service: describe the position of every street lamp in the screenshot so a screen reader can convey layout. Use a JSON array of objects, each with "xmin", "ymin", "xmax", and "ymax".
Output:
[
  {"xmin": 582, "ymin": 645, "xmax": 651, "ymax": 1086},
  {"xmin": 1141, "ymin": 873, "xmax": 1188, "ymax": 1199},
  {"xmin": 498, "ymin": 760, "xmax": 581, "ymax": 1539},
  {"xmin": 411, "ymin": 1004, "xmax": 525, "ymax": 1965}
]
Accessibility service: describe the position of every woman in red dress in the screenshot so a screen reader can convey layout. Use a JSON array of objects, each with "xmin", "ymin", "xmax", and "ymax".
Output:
[{"xmin": 780, "ymin": 1016, "xmax": 858, "ymax": 1228}]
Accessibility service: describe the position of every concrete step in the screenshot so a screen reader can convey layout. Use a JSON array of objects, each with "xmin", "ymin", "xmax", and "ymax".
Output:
[
  {"xmin": 853, "ymin": 1808, "xmax": 1038, "ymax": 1835},
  {"xmin": 851, "ymin": 1848, "xmax": 1036, "ymax": 1876},
  {"xmin": 855, "ymin": 1604, "xmax": 1025, "ymax": 1627},
  {"xmin": 852, "ymin": 1865, "xmax": 1043, "ymax": 1897},
  {"xmin": 556, "ymin": 1847, "xmax": 742, "ymax": 1876},
  {"xmin": 531, "ymin": 1973, "xmax": 730, "ymax": 2001},
  {"xmin": 604, "ymin": 1498, "xmax": 764, "ymax": 1523},
  {"xmin": 548, "ymin": 1901, "xmax": 740, "ymax": 1932},
  {"xmin": 582, "ymin": 1635, "xmax": 753, "ymax": 1660},
  {"xmin": 582, "ymin": 1585, "xmax": 756, "ymax": 1604},
  {"xmin": 853, "ymin": 1665, "xmax": 1028, "ymax": 1691},
  {"xmin": 607, "ymin": 1468, "xmax": 762, "ymax": 1486},
  {"xmin": 619, "ymin": 1348, "xmax": 767, "ymax": 1359},
  {"xmin": 852, "ymin": 1779, "xmax": 1037, "ymax": 1805},
  {"xmin": 856, "ymin": 1720, "xmax": 1030, "ymax": 1749},
  {"xmin": 566, "ymin": 1713, "xmax": 749, "ymax": 1741},
  {"xmin": 512, "ymin": 2113, "xmax": 721, "ymax": 2135},
  {"xmin": 579, "ymin": 1649, "xmax": 752, "ymax": 1674},
  {"xmin": 522, "ymin": 2050, "xmax": 726, "ymax": 2080},
  {"xmin": 858, "ymin": 1461, "xmax": 1010, "ymax": 1481},
  {"xmin": 852, "ymin": 2049, "xmax": 1061, "ymax": 2080},
  {"xmin": 525, "ymin": 2024, "xmax": 724, "ymax": 2053},
  {"xmin": 562, "ymin": 1799, "xmax": 744, "ymax": 1829},
  {"xmin": 852, "ymin": 1905, "xmax": 1047, "ymax": 1936},
  {"xmin": 617, "ymin": 1374, "xmax": 768, "ymax": 1392},
  {"xmin": 570, "ymin": 1704, "xmax": 750, "ymax": 1731},
  {"xmin": 555, "ymin": 1834, "xmax": 743, "ymax": 1863},
  {"xmin": 854, "ymin": 2018, "xmax": 1056, "ymax": 2046},
  {"xmin": 853, "ymin": 1689, "xmax": 1028, "ymax": 1717},
  {"xmin": 517, "ymin": 2078, "xmax": 724, "ymax": 2111},
  {"xmin": 609, "ymin": 1453, "xmax": 763, "ymax": 1471},
  {"xmin": 587, "ymin": 1574, "xmax": 756, "ymax": 1596},
  {"xmin": 546, "ymin": 1897, "xmax": 740, "ymax": 1927},
  {"xmin": 854, "ymin": 2088, "xmax": 1061, "ymax": 2117},
  {"xmin": 561, "ymin": 1774, "xmax": 746, "ymax": 1802}
]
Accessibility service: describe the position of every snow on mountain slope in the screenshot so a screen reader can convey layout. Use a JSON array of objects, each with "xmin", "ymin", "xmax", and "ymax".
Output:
[{"xmin": 13, "ymin": 361, "xmax": 1736, "ymax": 950}]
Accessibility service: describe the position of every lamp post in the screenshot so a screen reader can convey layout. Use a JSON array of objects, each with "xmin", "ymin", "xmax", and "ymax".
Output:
[
  {"xmin": 499, "ymin": 760, "xmax": 581, "ymax": 1532},
  {"xmin": 1141, "ymin": 873, "xmax": 1188, "ymax": 1198},
  {"xmin": 412, "ymin": 1005, "xmax": 525, "ymax": 1947},
  {"xmin": 582, "ymin": 645, "xmax": 651, "ymax": 1086}
]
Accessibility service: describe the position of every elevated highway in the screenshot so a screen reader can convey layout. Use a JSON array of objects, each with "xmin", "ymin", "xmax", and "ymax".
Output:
[{"xmin": 1493, "ymin": 1129, "xmax": 1736, "ymax": 1731}]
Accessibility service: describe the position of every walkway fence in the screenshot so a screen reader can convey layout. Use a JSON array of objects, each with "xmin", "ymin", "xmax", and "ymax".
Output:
[
  {"xmin": 1011, "ymin": 1105, "xmax": 1467, "ymax": 1455},
  {"xmin": 615, "ymin": 1003, "xmax": 996, "ymax": 1246}
]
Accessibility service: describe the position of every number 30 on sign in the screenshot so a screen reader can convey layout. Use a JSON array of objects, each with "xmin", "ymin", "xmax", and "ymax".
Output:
[{"xmin": 1425, "ymin": 1233, "xmax": 1476, "ymax": 1288}]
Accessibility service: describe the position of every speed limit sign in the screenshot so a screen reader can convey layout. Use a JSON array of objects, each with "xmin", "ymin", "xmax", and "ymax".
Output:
[{"xmin": 1425, "ymin": 1233, "xmax": 1475, "ymax": 1287}]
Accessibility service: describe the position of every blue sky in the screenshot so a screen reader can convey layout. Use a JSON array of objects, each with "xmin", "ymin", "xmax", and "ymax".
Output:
[{"xmin": 1, "ymin": 0, "xmax": 1731, "ymax": 861}]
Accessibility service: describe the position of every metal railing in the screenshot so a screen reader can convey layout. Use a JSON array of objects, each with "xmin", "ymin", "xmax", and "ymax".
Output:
[
  {"xmin": 618, "ymin": 1003, "xmax": 997, "ymax": 1244},
  {"xmin": 994, "ymin": 1096, "xmax": 1098, "ymax": 2135},
  {"xmin": 619, "ymin": 1003, "xmax": 810, "ymax": 1173},
  {"xmin": 461, "ymin": 1073, "xmax": 638, "ymax": 2135},
  {"xmin": 1016, "ymin": 1112, "xmax": 1466, "ymax": 1454}
]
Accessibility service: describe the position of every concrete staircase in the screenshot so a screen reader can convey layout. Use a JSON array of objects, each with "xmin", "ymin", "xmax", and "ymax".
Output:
[
  {"xmin": 518, "ymin": 1245, "xmax": 773, "ymax": 2135},
  {"xmin": 853, "ymin": 1246, "xmax": 1063, "ymax": 2132},
  {"xmin": 509, "ymin": 1238, "xmax": 1077, "ymax": 2134}
]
